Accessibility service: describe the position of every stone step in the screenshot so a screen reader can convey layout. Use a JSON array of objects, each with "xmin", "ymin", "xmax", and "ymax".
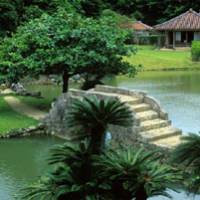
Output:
[
  {"xmin": 140, "ymin": 126, "xmax": 182, "ymax": 142},
  {"xmin": 130, "ymin": 103, "xmax": 151, "ymax": 112},
  {"xmin": 119, "ymin": 95, "xmax": 143, "ymax": 105},
  {"xmin": 140, "ymin": 119, "xmax": 170, "ymax": 131},
  {"xmin": 135, "ymin": 110, "xmax": 158, "ymax": 121},
  {"xmin": 151, "ymin": 135, "xmax": 181, "ymax": 148},
  {"xmin": 89, "ymin": 91, "xmax": 143, "ymax": 105}
]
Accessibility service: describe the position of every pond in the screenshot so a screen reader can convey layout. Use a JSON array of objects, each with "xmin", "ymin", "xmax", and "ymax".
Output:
[{"xmin": 0, "ymin": 136, "xmax": 63, "ymax": 200}]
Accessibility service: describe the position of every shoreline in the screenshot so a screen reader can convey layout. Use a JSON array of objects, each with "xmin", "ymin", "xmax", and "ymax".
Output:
[{"xmin": 140, "ymin": 67, "xmax": 200, "ymax": 72}]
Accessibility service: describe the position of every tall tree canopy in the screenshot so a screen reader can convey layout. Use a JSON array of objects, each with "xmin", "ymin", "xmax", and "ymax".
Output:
[
  {"xmin": 70, "ymin": 0, "xmax": 200, "ymax": 25},
  {"xmin": 0, "ymin": 0, "xmax": 76, "ymax": 36},
  {"xmin": 0, "ymin": 9, "xmax": 136, "ymax": 92},
  {"xmin": 1, "ymin": 0, "xmax": 199, "ymax": 36}
]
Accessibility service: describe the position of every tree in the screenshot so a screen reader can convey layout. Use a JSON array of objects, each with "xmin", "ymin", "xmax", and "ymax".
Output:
[
  {"xmin": 22, "ymin": 144, "xmax": 181, "ymax": 200},
  {"xmin": 0, "ymin": 0, "xmax": 75, "ymax": 36},
  {"xmin": 21, "ymin": 97, "xmax": 133, "ymax": 199},
  {"xmin": 95, "ymin": 147, "xmax": 181, "ymax": 200},
  {"xmin": 0, "ymin": 0, "xmax": 21, "ymax": 36},
  {"xmin": 67, "ymin": 96, "xmax": 133, "ymax": 154},
  {"xmin": 0, "ymin": 9, "xmax": 136, "ymax": 92},
  {"xmin": 21, "ymin": 141, "xmax": 103, "ymax": 200}
]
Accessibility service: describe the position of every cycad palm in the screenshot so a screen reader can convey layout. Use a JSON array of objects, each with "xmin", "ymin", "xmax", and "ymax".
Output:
[
  {"xmin": 94, "ymin": 147, "xmax": 181, "ymax": 200},
  {"xmin": 21, "ymin": 97, "xmax": 133, "ymax": 200},
  {"xmin": 68, "ymin": 96, "xmax": 133, "ymax": 154},
  {"xmin": 172, "ymin": 133, "xmax": 200, "ymax": 193},
  {"xmin": 172, "ymin": 133, "xmax": 200, "ymax": 172},
  {"xmin": 21, "ymin": 142, "xmax": 104, "ymax": 200}
]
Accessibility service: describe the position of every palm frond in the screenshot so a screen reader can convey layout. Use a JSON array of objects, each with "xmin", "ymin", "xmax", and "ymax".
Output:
[
  {"xmin": 67, "ymin": 96, "xmax": 133, "ymax": 131},
  {"xmin": 172, "ymin": 133, "xmax": 200, "ymax": 171},
  {"xmin": 94, "ymin": 147, "xmax": 182, "ymax": 199},
  {"xmin": 48, "ymin": 141, "xmax": 89, "ymax": 165}
]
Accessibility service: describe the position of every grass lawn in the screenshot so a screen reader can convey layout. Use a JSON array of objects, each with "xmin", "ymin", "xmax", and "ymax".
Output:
[
  {"xmin": 0, "ymin": 96, "xmax": 38, "ymax": 134},
  {"xmin": 0, "ymin": 84, "xmax": 60, "ymax": 133},
  {"xmin": 17, "ymin": 96, "xmax": 52, "ymax": 112},
  {"xmin": 17, "ymin": 84, "xmax": 62, "ymax": 112},
  {"xmin": 126, "ymin": 45, "xmax": 200, "ymax": 71}
]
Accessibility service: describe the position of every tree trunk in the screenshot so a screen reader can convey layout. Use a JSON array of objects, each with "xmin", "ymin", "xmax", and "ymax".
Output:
[
  {"xmin": 89, "ymin": 127, "xmax": 106, "ymax": 155},
  {"xmin": 135, "ymin": 186, "xmax": 148, "ymax": 200},
  {"xmin": 62, "ymin": 70, "xmax": 69, "ymax": 93}
]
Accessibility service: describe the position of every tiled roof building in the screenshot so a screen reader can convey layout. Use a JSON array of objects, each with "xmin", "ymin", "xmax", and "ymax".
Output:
[{"xmin": 155, "ymin": 9, "xmax": 200, "ymax": 48}]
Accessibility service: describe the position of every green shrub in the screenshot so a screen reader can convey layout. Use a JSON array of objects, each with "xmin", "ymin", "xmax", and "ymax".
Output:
[
  {"xmin": 134, "ymin": 35, "xmax": 165, "ymax": 46},
  {"xmin": 191, "ymin": 41, "xmax": 200, "ymax": 61}
]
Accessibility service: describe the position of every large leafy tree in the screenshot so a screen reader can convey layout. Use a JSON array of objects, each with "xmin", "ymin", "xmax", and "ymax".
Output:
[{"xmin": 0, "ymin": 9, "xmax": 136, "ymax": 92}]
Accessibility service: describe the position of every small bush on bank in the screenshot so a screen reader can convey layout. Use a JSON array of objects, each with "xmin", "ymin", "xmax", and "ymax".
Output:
[
  {"xmin": 133, "ymin": 35, "xmax": 165, "ymax": 46},
  {"xmin": 191, "ymin": 41, "xmax": 200, "ymax": 61}
]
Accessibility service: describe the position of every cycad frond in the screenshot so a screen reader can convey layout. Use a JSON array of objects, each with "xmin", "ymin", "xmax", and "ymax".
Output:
[
  {"xmin": 48, "ymin": 141, "xmax": 89, "ymax": 165},
  {"xmin": 68, "ymin": 96, "xmax": 133, "ymax": 131},
  {"xmin": 94, "ymin": 147, "xmax": 181, "ymax": 199},
  {"xmin": 172, "ymin": 133, "xmax": 200, "ymax": 171}
]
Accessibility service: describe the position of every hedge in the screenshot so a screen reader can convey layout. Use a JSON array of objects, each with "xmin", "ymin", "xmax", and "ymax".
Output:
[{"xmin": 191, "ymin": 41, "xmax": 200, "ymax": 61}]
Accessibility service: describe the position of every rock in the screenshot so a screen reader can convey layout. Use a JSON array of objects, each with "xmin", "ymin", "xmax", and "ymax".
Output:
[
  {"xmin": 0, "ymin": 84, "xmax": 7, "ymax": 90},
  {"xmin": 11, "ymin": 82, "xmax": 26, "ymax": 93},
  {"xmin": 1, "ymin": 88, "xmax": 14, "ymax": 94},
  {"xmin": 0, "ymin": 124, "xmax": 47, "ymax": 139}
]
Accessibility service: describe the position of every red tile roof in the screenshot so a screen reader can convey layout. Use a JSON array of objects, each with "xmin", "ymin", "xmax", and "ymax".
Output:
[
  {"xmin": 124, "ymin": 21, "xmax": 153, "ymax": 31},
  {"xmin": 133, "ymin": 21, "xmax": 153, "ymax": 30},
  {"xmin": 155, "ymin": 9, "xmax": 200, "ymax": 31}
]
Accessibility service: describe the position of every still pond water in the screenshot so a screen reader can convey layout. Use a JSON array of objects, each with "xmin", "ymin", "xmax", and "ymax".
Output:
[{"xmin": 1, "ymin": 71, "xmax": 200, "ymax": 199}]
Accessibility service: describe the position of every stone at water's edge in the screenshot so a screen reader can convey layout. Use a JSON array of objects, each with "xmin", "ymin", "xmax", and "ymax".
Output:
[{"xmin": 43, "ymin": 85, "xmax": 182, "ymax": 149}]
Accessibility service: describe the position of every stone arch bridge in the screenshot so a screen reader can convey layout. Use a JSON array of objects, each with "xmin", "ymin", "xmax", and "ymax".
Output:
[{"xmin": 45, "ymin": 85, "xmax": 182, "ymax": 149}]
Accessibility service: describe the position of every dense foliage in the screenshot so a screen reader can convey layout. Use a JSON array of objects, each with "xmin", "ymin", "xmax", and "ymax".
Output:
[
  {"xmin": 50, "ymin": 0, "xmax": 200, "ymax": 25},
  {"xmin": 0, "ymin": 9, "xmax": 136, "ymax": 92},
  {"xmin": 191, "ymin": 41, "xmax": 200, "ymax": 61},
  {"xmin": 1, "ymin": 0, "xmax": 199, "ymax": 36},
  {"xmin": 0, "ymin": 0, "xmax": 75, "ymax": 36}
]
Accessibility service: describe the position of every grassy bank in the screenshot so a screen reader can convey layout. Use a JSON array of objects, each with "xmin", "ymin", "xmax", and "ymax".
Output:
[
  {"xmin": 0, "ymin": 96, "xmax": 38, "ymax": 134},
  {"xmin": 17, "ymin": 96, "xmax": 52, "ymax": 112},
  {"xmin": 126, "ymin": 45, "xmax": 200, "ymax": 71}
]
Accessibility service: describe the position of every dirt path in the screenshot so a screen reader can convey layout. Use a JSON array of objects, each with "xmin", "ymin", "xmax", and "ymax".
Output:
[{"xmin": 4, "ymin": 96, "xmax": 47, "ymax": 120}]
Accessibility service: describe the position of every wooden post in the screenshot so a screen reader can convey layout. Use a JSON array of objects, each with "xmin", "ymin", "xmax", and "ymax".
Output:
[
  {"xmin": 157, "ymin": 35, "xmax": 161, "ymax": 48},
  {"xmin": 173, "ymin": 31, "xmax": 176, "ymax": 49},
  {"xmin": 186, "ymin": 31, "xmax": 188, "ymax": 46},
  {"xmin": 165, "ymin": 31, "xmax": 169, "ymax": 48}
]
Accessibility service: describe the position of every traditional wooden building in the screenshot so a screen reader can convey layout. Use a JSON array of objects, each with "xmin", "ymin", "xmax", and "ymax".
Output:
[
  {"xmin": 124, "ymin": 21, "xmax": 153, "ymax": 44},
  {"xmin": 155, "ymin": 9, "xmax": 200, "ymax": 48},
  {"xmin": 131, "ymin": 21, "xmax": 153, "ymax": 36}
]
